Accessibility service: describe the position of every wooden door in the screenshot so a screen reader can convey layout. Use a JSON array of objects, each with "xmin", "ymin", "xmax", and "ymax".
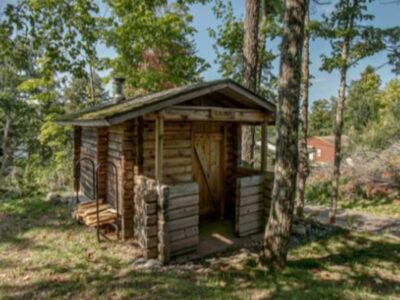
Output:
[{"xmin": 192, "ymin": 133, "xmax": 223, "ymax": 219}]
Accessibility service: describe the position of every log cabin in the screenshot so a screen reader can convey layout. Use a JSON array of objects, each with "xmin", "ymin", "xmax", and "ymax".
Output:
[{"xmin": 56, "ymin": 78, "xmax": 276, "ymax": 263}]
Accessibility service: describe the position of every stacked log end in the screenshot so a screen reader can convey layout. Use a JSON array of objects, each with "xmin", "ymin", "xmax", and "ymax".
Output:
[{"xmin": 73, "ymin": 200, "xmax": 118, "ymax": 227}]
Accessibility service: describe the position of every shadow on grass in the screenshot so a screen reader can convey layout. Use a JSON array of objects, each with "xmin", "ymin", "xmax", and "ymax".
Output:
[
  {"xmin": 0, "ymin": 193, "xmax": 77, "ymax": 247},
  {"xmin": 1, "ymin": 193, "xmax": 399, "ymax": 299},
  {"xmin": 340, "ymin": 197, "xmax": 394, "ymax": 210}
]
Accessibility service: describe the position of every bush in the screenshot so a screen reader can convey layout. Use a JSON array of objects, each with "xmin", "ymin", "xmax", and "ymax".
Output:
[{"xmin": 305, "ymin": 179, "xmax": 332, "ymax": 205}]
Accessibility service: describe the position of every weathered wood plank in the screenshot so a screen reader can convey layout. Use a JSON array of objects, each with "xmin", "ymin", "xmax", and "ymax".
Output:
[
  {"xmin": 143, "ymin": 140, "xmax": 191, "ymax": 150},
  {"xmin": 168, "ymin": 205, "xmax": 199, "ymax": 221},
  {"xmin": 146, "ymin": 106, "xmax": 265, "ymax": 123},
  {"xmin": 239, "ymin": 174, "xmax": 265, "ymax": 188},
  {"xmin": 143, "ymin": 157, "xmax": 191, "ymax": 168},
  {"xmin": 240, "ymin": 194, "xmax": 263, "ymax": 206},
  {"xmin": 169, "ymin": 226, "xmax": 198, "ymax": 242},
  {"xmin": 164, "ymin": 173, "xmax": 193, "ymax": 183},
  {"xmin": 240, "ymin": 202, "xmax": 264, "ymax": 216},
  {"xmin": 170, "ymin": 236, "xmax": 198, "ymax": 253},
  {"xmin": 143, "ymin": 148, "xmax": 192, "ymax": 159},
  {"xmin": 169, "ymin": 182, "xmax": 199, "ymax": 198},
  {"xmin": 168, "ymin": 215, "xmax": 198, "ymax": 232},
  {"xmin": 239, "ymin": 211, "xmax": 264, "ymax": 225},
  {"xmin": 240, "ymin": 185, "xmax": 264, "ymax": 197}
]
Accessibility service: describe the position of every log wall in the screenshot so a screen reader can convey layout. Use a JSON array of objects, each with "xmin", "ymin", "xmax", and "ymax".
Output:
[
  {"xmin": 134, "ymin": 176, "xmax": 160, "ymax": 259},
  {"xmin": 80, "ymin": 127, "xmax": 98, "ymax": 199},
  {"xmin": 73, "ymin": 127, "xmax": 81, "ymax": 193},
  {"xmin": 142, "ymin": 121, "xmax": 193, "ymax": 184},
  {"xmin": 235, "ymin": 171, "xmax": 274, "ymax": 237},
  {"xmin": 97, "ymin": 128, "xmax": 108, "ymax": 201},
  {"xmin": 167, "ymin": 182, "xmax": 199, "ymax": 258},
  {"xmin": 106, "ymin": 121, "xmax": 136, "ymax": 239},
  {"xmin": 133, "ymin": 177, "xmax": 199, "ymax": 261}
]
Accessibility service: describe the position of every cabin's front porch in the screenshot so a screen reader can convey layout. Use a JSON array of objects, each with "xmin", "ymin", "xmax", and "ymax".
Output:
[
  {"xmin": 197, "ymin": 219, "xmax": 263, "ymax": 259},
  {"xmin": 134, "ymin": 168, "xmax": 273, "ymax": 264}
]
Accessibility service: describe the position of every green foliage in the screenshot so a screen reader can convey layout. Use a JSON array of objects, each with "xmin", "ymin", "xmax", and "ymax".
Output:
[
  {"xmin": 308, "ymin": 98, "xmax": 336, "ymax": 136},
  {"xmin": 208, "ymin": 0, "xmax": 281, "ymax": 99},
  {"xmin": 383, "ymin": 27, "xmax": 400, "ymax": 75},
  {"xmin": 344, "ymin": 66, "xmax": 381, "ymax": 134},
  {"xmin": 315, "ymin": 0, "xmax": 386, "ymax": 73},
  {"xmin": 360, "ymin": 78, "xmax": 400, "ymax": 149},
  {"xmin": 1, "ymin": 0, "xmax": 104, "ymax": 77},
  {"xmin": 305, "ymin": 179, "xmax": 332, "ymax": 205},
  {"xmin": 62, "ymin": 73, "xmax": 107, "ymax": 108},
  {"xmin": 104, "ymin": 0, "xmax": 209, "ymax": 93},
  {"xmin": 1, "ymin": 0, "xmax": 210, "ymax": 194}
]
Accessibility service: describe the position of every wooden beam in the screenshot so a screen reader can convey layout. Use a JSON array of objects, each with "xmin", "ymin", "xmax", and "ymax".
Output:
[
  {"xmin": 261, "ymin": 118, "xmax": 268, "ymax": 172},
  {"xmin": 220, "ymin": 125, "xmax": 227, "ymax": 219},
  {"xmin": 137, "ymin": 117, "xmax": 144, "ymax": 174},
  {"xmin": 155, "ymin": 116, "xmax": 164, "ymax": 182},
  {"xmin": 145, "ymin": 106, "xmax": 266, "ymax": 123}
]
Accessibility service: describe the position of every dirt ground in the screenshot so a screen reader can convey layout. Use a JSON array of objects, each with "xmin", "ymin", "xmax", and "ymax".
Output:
[{"xmin": 305, "ymin": 205, "xmax": 400, "ymax": 238}]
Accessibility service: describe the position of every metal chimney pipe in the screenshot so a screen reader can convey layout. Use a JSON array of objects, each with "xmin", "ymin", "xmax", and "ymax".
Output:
[{"xmin": 112, "ymin": 77, "xmax": 125, "ymax": 102}]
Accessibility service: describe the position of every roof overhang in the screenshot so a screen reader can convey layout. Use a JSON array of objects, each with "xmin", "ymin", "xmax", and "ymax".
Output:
[{"xmin": 55, "ymin": 79, "xmax": 276, "ymax": 127}]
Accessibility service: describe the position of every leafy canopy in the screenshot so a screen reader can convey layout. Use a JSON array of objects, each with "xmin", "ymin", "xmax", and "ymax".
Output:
[
  {"xmin": 208, "ymin": 0, "xmax": 281, "ymax": 99},
  {"xmin": 314, "ymin": 0, "xmax": 386, "ymax": 72},
  {"xmin": 104, "ymin": 0, "xmax": 210, "ymax": 94},
  {"xmin": 345, "ymin": 66, "xmax": 381, "ymax": 133}
]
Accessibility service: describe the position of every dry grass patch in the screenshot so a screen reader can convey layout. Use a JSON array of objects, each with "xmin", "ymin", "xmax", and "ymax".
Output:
[{"xmin": 1, "ymin": 192, "xmax": 399, "ymax": 299}]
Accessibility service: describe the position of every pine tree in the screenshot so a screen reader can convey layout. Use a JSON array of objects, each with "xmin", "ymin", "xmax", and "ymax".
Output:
[
  {"xmin": 262, "ymin": 0, "xmax": 308, "ymax": 270},
  {"xmin": 295, "ymin": 0, "xmax": 310, "ymax": 217},
  {"xmin": 315, "ymin": 0, "xmax": 386, "ymax": 224}
]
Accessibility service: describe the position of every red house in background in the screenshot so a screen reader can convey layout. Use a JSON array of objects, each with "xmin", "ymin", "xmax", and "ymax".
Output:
[{"xmin": 307, "ymin": 135, "xmax": 349, "ymax": 164}]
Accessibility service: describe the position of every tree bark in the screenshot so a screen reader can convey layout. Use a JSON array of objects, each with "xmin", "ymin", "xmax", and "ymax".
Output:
[
  {"xmin": 243, "ymin": 0, "xmax": 260, "ymax": 91},
  {"xmin": 89, "ymin": 62, "xmax": 96, "ymax": 105},
  {"xmin": 329, "ymin": 0, "xmax": 354, "ymax": 224},
  {"xmin": 329, "ymin": 39, "xmax": 349, "ymax": 224},
  {"xmin": 256, "ymin": 13, "xmax": 267, "ymax": 93},
  {"xmin": 0, "ymin": 116, "xmax": 11, "ymax": 177},
  {"xmin": 295, "ymin": 5, "xmax": 310, "ymax": 218},
  {"xmin": 242, "ymin": 0, "xmax": 260, "ymax": 165},
  {"xmin": 262, "ymin": 0, "xmax": 307, "ymax": 270}
]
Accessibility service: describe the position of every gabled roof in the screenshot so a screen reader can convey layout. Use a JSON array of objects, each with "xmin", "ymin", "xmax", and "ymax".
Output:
[{"xmin": 56, "ymin": 78, "xmax": 276, "ymax": 127}]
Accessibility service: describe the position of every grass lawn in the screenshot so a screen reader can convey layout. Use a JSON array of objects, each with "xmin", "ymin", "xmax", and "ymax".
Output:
[
  {"xmin": 1, "ymin": 193, "xmax": 399, "ymax": 299},
  {"xmin": 337, "ymin": 199, "xmax": 400, "ymax": 218}
]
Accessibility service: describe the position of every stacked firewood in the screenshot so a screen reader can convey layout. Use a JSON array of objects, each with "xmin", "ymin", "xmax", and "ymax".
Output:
[{"xmin": 73, "ymin": 200, "xmax": 118, "ymax": 227}]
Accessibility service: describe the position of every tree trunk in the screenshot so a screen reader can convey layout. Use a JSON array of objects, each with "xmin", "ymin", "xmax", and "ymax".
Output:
[
  {"xmin": 295, "ymin": 5, "xmax": 310, "ymax": 218},
  {"xmin": 89, "ymin": 62, "xmax": 96, "ymax": 105},
  {"xmin": 256, "ymin": 13, "xmax": 267, "ymax": 93},
  {"xmin": 242, "ymin": 0, "xmax": 260, "ymax": 165},
  {"xmin": 329, "ymin": 38, "xmax": 349, "ymax": 224},
  {"xmin": 329, "ymin": 0, "xmax": 355, "ymax": 224},
  {"xmin": 262, "ymin": 0, "xmax": 307, "ymax": 270},
  {"xmin": 0, "ymin": 116, "xmax": 11, "ymax": 177}
]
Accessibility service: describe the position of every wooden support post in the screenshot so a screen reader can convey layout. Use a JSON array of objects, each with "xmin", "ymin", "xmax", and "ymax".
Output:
[
  {"xmin": 137, "ymin": 117, "xmax": 144, "ymax": 175},
  {"xmin": 96, "ymin": 127, "xmax": 108, "ymax": 201},
  {"xmin": 155, "ymin": 116, "xmax": 164, "ymax": 182},
  {"xmin": 261, "ymin": 118, "xmax": 268, "ymax": 172},
  {"xmin": 236, "ymin": 124, "xmax": 242, "ymax": 166},
  {"xmin": 73, "ymin": 127, "xmax": 82, "ymax": 193},
  {"xmin": 220, "ymin": 125, "xmax": 227, "ymax": 219}
]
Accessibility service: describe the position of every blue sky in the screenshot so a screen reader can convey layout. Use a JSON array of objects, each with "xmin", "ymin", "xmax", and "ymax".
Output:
[
  {"xmin": 1, "ymin": 0, "xmax": 399, "ymax": 103},
  {"xmin": 188, "ymin": 0, "xmax": 400, "ymax": 103}
]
